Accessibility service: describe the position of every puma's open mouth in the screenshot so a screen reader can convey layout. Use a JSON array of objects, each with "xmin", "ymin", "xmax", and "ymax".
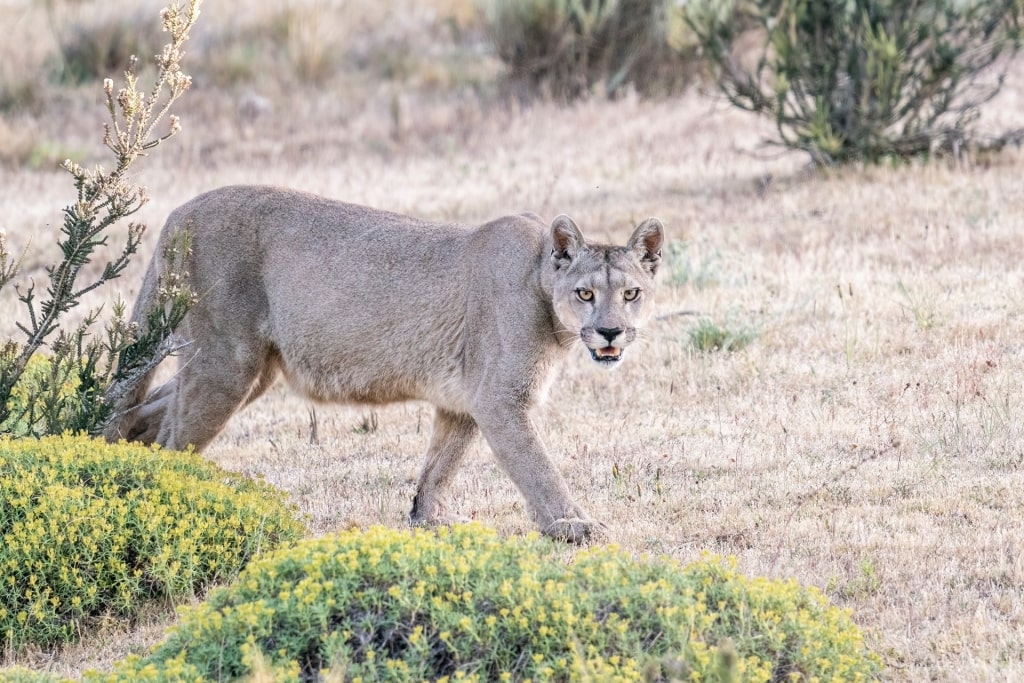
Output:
[{"xmin": 589, "ymin": 346, "xmax": 622, "ymax": 363}]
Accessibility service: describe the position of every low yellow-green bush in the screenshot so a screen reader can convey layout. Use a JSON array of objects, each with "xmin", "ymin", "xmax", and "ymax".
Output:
[
  {"xmin": 0, "ymin": 434, "xmax": 305, "ymax": 650},
  {"xmin": 97, "ymin": 525, "xmax": 880, "ymax": 682},
  {"xmin": 1, "ymin": 355, "xmax": 80, "ymax": 438},
  {"xmin": 0, "ymin": 668, "xmax": 65, "ymax": 683}
]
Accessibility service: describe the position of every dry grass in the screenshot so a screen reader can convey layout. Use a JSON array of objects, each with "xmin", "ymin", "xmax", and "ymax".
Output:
[{"xmin": 2, "ymin": 0, "xmax": 1024, "ymax": 680}]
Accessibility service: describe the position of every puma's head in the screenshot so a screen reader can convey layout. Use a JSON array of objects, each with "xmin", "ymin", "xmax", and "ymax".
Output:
[{"xmin": 548, "ymin": 215, "xmax": 664, "ymax": 367}]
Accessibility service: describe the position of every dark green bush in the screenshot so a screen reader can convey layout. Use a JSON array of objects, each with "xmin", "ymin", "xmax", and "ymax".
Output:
[
  {"xmin": 483, "ymin": 0, "xmax": 694, "ymax": 99},
  {"xmin": 96, "ymin": 524, "xmax": 881, "ymax": 682},
  {"xmin": 687, "ymin": 0, "xmax": 1024, "ymax": 164},
  {"xmin": 0, "ymin": 435, "xmax": 305, "ymax": 650}
]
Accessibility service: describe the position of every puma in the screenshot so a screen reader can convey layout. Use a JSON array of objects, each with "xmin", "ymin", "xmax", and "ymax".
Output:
[{"xmin": 105, "ymin": 185, "xmax": 664, "ymax": 542}]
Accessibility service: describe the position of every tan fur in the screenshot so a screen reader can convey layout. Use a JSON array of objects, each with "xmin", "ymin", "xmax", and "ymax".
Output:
[{"xmin": 105, "ymin": 185, "xmax": 664, "ymax": 541}]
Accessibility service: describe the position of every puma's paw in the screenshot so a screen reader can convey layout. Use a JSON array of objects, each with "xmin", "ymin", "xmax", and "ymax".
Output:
[
  {"xmin": 409, "ymin": 496, "xmax": 471, "ymax": 528},
  {"xmin": 542, "ymin": 517, "xmax": 608, "ymax": 544},
  {"xmin": 411, "ymin": 512, "xmax": 473, "ymax": 529}
]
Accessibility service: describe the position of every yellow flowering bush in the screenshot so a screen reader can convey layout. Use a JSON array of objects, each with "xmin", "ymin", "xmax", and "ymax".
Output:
[
  {"xmin": 0, "ymin": 434, "xmax": 305, "ymax": 650},
  {"xmin": 0, "ymin": 668, "xmax": 64, "ymax": 683},
  {"xmin": 97, "ymin": 525, "xmax": 880, "ymax": 682},
  {"xmin": 0, "ymin": 355, "xmax": 80, "ymax": 438}
]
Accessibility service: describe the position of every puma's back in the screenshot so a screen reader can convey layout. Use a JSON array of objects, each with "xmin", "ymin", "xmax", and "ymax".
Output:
[{"xmin": 176, "ymin": 186, "xmax": 482, "ymax": 408}]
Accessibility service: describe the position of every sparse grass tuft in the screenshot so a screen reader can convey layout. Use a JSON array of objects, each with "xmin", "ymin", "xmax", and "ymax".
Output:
[
  {"xmin": 830, "ymin": 557, "xmax": 883, "ymax": 601},
  {"xmin": 896, "ymin": 280, "xmax": 939, "ymax": 331},
  {"xmin": 665, "ymin": 238, "xmax": 720, "ymax": 290},
  {"xmin": 689, "ymin": 317, "xmax": 757, "ymax": 352},
  {"xmin": 482, "ymin": 0, "xmax": 696, "ymax": 98},
  {"xmin": 354, "ymin": 411, "xmax": 380, "ymax": 435},
  {"xmin": 46, "ymin": 6, "xmax": 163, "ymax": 85},
  {"xmin": 275, "ymin": 3, "xmax": 342, "ymax": 85}
]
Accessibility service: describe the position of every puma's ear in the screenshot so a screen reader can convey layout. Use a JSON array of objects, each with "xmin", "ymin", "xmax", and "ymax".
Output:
[
  {"xmin": 627, "ymin": 218, "xmax": 664, "ymax": 274},
  {"xmin": 550, "ymin": 214, "xmax": 585, "ymax": 269}
]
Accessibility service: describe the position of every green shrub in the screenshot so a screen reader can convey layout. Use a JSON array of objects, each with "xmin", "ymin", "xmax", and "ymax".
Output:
[
  {"xmin": 687, "ymin": 0, "xmax": 1024, "ymax": 164},
  {"xmin": 0, "ymin": 434, "xmax": 305, "ymax": 651},
  {"xmin": 0, "ymin": 0, "xmax": 199, "ymax": 437},
  {"xmin": 97, "ymin": 524, "xmax": 880, "ymax": 682},
  {"xmin": 482, "ymin": 0, "xmax": 694, "ymax": 98}
]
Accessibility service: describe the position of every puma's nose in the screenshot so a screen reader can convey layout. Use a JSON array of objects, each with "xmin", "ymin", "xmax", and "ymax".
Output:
[{"xmin": 596, "ymin": 327, "xmax": 623, "ymax": 343}]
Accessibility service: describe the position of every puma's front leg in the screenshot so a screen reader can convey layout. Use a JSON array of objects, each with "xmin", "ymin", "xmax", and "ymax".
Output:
[
  {"xmin": 473, "ymin": 405, "xmax": 603, "ymax": 543},
  {"xmin": 410, "ymin": 409, "xmax": 478, "ymax": 526}
]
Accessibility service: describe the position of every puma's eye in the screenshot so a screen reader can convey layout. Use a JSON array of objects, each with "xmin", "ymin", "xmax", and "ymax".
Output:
[
  {"xmin": 623, "ymin": 288, "xmax": 640, "ymax": 302},
  {"xmin": 576, "ymin": 289, "xmax": 594, "ymax": 302}
]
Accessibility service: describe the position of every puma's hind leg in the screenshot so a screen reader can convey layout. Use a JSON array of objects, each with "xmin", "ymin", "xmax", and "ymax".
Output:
[
  {"xmin": 410, "ymin": 408, "xmax": 479, "ymax": 526},
  {"xmin": 155, "ymin": 342, "xmax": 279, "ymax": 452}
]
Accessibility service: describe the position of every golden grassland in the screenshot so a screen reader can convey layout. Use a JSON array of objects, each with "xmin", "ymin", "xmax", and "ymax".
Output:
[{"xmin": 2, "ymin": 0, "xmax": 1024, "ymax": 680}]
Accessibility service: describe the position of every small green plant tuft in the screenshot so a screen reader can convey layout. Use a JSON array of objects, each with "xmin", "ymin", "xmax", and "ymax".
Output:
[
  {"xmin": 96, "ymin": 524, "xmax": 880, "ymax": 682},
  {"xmin": 0, "ymin": 434, "xmax": 305, "ymax": 651},
  {"xmin": 690, "ymin": 317, "xmax": 757, "ymax": 352},
  {"xmin": 687, "ymin": 0, "xmax": 1024, "ymax": 164},
  {"xmin": 828, "ymin": 557, "xmax": 883, "ymax": 601},
  {"xmin": 896, "ymin": 280, "xmax": 938, "ymax": 331}
]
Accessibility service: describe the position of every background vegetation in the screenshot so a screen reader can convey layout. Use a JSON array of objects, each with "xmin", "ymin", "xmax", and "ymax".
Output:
[
  {"xmin": 0, "ymin": 0, "xmax": 1022, "ymax": 680},
  {"xmin": 687, "ymin": 0, "xmax": 1024, "ymax": 163},
  {"xmin": 483, "ymin": 0, "xmax": 696, "ymax": 99}
]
